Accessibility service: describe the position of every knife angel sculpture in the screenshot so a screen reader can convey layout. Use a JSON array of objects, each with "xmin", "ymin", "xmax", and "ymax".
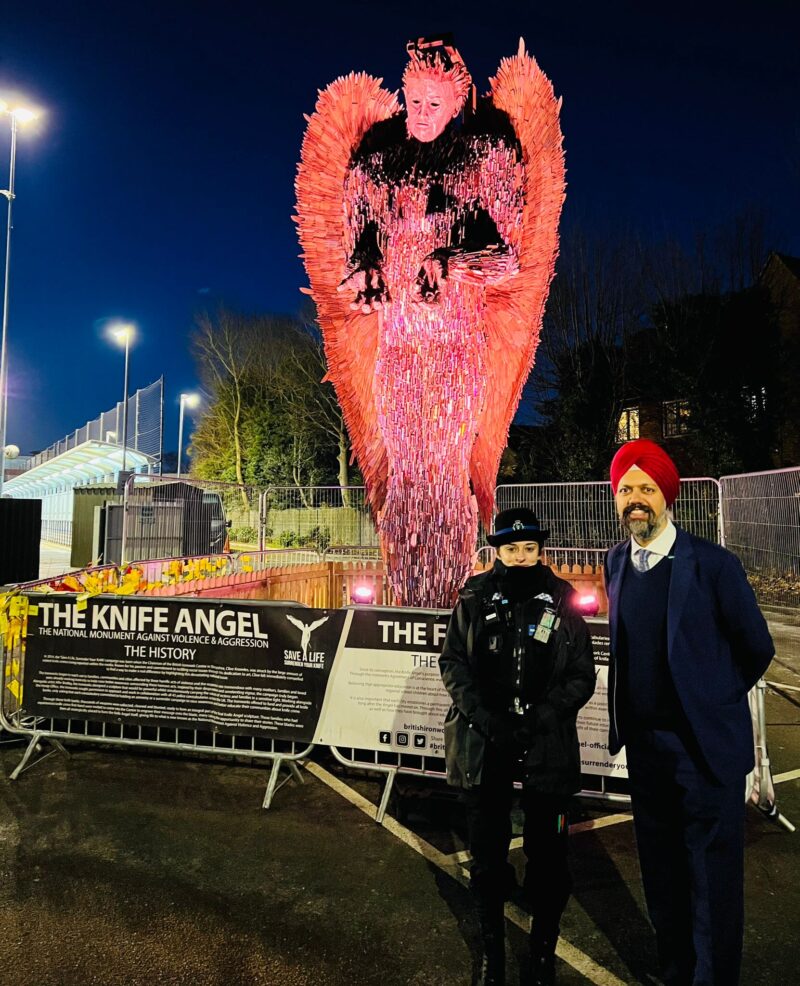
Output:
[{"xmin": 295, "ymin": 35, "xmax": 565, "ymax": 606}]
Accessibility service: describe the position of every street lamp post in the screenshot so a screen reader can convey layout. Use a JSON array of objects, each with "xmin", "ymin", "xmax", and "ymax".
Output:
[
  {"xmin": 177, "ymin": 392, "xmax": 199, "ymax": 477},
  {"xmin": 110, "ymin": 324, "xmax": 135, "ymax": 476},
  {"xmin": 0, "ymin": 101, "xmax": 38, "ymax": 497}
]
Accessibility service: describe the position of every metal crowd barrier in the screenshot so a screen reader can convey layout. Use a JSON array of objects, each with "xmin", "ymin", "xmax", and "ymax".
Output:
[
  {"xmin": 1, "ymin": 587, "xmax": 788, "ymax": 830},
  {"xmin": 719, "ymin": 466, "xmax": 800, "ymax": 609},
  {"xmin": 329, "ymin": 686, "xmax": 782, "ymax": 827},
  {"xmin": 495, "ymin": 478, "xmax": 721, "ymax": 558},
  {"xmin": 330, "ymin": 737, "xmax": 631, "ymax": 825},
  {"xmin": 0, "ymin": 593, "xmax": 313, "ymax": 809}
]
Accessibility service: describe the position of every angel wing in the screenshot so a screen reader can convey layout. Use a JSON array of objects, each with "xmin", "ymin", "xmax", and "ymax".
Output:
[
  {"xmin": 286, "ymin": 614, "xmax": 305, "ymax": 632},
  {"xmin": 469, "ymin": 39, "xmax": 566, "ymax": 525},
  {"xmin": 295, "ymin": 73, "xmax": 401, "ymax": 513},
  {"xmin": 307, "ymin": 616, "xmax": 330, "ymax": 633}
]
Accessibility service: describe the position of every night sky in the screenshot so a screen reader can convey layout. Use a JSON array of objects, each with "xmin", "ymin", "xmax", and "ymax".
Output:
[{"xmin": 2, "ymin": 1, "xmax": 798, "ymax": 457}]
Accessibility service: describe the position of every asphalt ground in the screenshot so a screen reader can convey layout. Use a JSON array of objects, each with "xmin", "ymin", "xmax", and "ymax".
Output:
[{"xmin": 0, "ymin": 620, "xmax": 797, "ymax": 986}]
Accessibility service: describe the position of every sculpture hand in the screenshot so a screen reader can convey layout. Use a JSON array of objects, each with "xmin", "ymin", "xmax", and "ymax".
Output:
[
  {"xmin": 337, "ymin": 266, "xmax": 389, "ymax": 313},
  {"xmin": 413, "ymin": 254, "xmax": 448, "ymax": 304}
]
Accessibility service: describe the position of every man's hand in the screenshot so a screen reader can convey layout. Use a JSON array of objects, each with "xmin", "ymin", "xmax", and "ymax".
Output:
[
  {"xmin": 337, "ymin": 266, "xmax": 389, "ymax": 313},
  {"xmin": 413, "ymin": 253, "xmax": 448, "ymax": 304}
]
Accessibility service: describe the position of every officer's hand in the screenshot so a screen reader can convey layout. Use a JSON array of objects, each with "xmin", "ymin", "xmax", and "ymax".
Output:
[
  {"xmin": 512, "ymin": 716, "xmax": 536, "ymax": 748},
  {"xmin": 487, "ymin": 713, "xmax": 519, "ymax": 753}
]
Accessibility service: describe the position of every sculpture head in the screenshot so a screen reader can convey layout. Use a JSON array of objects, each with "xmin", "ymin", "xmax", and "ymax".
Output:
[{"xmin": 402, "ymin": 35, "xmax": 471, "ymax": 142}]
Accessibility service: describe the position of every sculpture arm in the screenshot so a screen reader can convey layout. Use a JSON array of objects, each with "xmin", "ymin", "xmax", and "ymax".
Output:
[
  {"xmin": 339, "ymin": 163, "xmax": 390, "ymax": 312},
  {"xmin": 447, "ymin": 140, "xmax": 523, "ymax": 285}
]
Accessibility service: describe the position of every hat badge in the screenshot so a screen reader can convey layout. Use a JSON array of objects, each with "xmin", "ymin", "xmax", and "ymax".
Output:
[{"xmin": 512, "ymin": 520, "xmax": 524, "ymax": 531}]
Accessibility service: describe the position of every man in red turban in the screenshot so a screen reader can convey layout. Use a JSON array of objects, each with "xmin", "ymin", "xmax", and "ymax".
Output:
[{"xmin": 604, "ymin": 439, "xmax": 774, "ymax": 986}]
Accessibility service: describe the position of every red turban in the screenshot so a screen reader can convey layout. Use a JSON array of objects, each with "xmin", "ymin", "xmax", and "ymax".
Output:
[{"xmin": 609, "ymin": 439, "xmax": 680, "ymax": 506}]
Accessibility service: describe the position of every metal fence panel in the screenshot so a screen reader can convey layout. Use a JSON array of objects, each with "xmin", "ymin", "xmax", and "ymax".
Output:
[
  {"xmin": 720, "ymin": 467, "xmax": 800, "ymax": 609},
  {"xmin": 0, "ymin": 595, "xmax": 313, "ymax": 809},
  {"xmin": 263, "ymin": 486, "xmax": 377, "ymax": 551},
  {"xmin": 120, "ymin": 474, "xmax": 262, "ymax": 564},
  {"xmin": 495, "ymin": 479, "xmax": 721, "ymax": 560},
  {"xmin": 40, "ymin": 488, "xmax": 74, "ymax": 546},
  {"xmin": 24, "ymin": 378, "xmax": 163, "ymax": 474}
]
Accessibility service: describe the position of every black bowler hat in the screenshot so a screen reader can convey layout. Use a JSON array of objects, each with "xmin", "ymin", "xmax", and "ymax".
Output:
[{"xmin": 487, "ymin": 508, "xmax": 549, "ymax": 548}]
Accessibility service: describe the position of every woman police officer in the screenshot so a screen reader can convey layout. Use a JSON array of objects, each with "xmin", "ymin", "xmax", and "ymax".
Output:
[{"xmin": 440, "ymin": 508, "xmax": 595, "ymax": 985}]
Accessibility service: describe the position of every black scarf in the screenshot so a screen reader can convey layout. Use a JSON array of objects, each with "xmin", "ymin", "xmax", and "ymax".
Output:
[{"xmin": 495, "ymin": 560, "xmax": 549, "ymax": 605}]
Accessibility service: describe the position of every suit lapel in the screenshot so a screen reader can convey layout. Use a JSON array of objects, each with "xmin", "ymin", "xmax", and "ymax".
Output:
[{"xmin": 667, "ymin": 527, "xmax": 693, "ymax": 659}]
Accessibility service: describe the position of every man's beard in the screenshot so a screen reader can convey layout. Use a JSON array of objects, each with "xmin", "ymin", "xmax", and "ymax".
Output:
[{"xmin": 620, "ymin": 503, "xmax": 663, "ymax": 541}]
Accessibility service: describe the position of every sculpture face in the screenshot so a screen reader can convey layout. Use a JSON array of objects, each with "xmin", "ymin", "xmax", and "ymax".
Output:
[{"xmin": 403, "ymin": 78, "xmax": 459, "ymax": 142}]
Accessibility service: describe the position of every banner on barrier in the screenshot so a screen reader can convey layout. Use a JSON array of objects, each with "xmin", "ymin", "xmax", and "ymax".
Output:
[
  {"xmin": 314, "ymin": 608, "xmax": 452, "ymax": 756},
  {"xmin": 18, "ymin": 595, "xmax": 627, "ymax": 778},
  {"xmin": 314, "ymin": 607, "xmax": 628, "ymax": 779},
  {"xmin": 22, "ymin": 595, "xmax": 344, "ymax": 743}
]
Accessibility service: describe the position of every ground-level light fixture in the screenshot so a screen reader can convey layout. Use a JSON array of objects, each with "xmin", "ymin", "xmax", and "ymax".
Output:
[
  {"xmin": 351, "ymin": 583, "xmax": 377, "ymax": 605},
  {"xmin": 576, "ymin": 592, "xmax": 600, "ymax": 617}
]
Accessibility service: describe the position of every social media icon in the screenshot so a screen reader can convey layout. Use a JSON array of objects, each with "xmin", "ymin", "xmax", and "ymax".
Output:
[
  {"xmin": 379, "ymin": 731, "xmax": 391, "ymax": 745},
  {"xmin": 413, "ymin": 734, "xmax": 427, "ymax": 749},
  {"xmin": 396, "ymin": 732, "xmax": 409, "ymax": 746}
]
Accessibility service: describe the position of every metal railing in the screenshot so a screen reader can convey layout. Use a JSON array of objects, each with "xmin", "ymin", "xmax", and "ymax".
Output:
[
  {"xmin": 22, "ymin": 378, "xmax": 163, "ymax": 473},
  {"xmin": 720, "ymin": 467, "xmax": 800, "ymax": 609},
  {"xmin": 495, "ymin": 478, "xmax": 721, "ymax": 562},
  {"xmin": 0, "ymin": 593, "xmax": 313, "ymax": 809},
  {"xmin": 263, "ymin": 485, "xmax": 377, "ymax": 551},
  {"xmin": 118, "ymin": 474, "xmax": 264, "ymax": 564}
]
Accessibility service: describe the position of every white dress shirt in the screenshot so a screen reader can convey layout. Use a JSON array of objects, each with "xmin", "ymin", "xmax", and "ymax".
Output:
[{"xmin": 629, "ymin": 517, "xmax": 677, "ymax": 570}]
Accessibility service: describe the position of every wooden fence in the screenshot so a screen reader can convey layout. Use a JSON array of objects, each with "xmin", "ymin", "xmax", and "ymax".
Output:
[{"xmin": 139, "ymin": 559, "xmax": 607, "ymax": 612}]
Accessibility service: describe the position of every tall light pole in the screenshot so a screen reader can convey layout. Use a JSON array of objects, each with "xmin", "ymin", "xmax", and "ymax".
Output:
[
  {"xmin": 0, "ymin": 100, "xmax": 39, "ymax": 497},
  {"xmin": 109, "ymin": 323, "xmax": 135, "ymax": 475},
  {"xmin": 177, "ymin": 392, "xmax": 199, "ymax": 477}
]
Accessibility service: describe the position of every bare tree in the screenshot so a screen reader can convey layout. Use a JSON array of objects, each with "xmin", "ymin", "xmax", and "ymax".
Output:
[
  {"xmin": 191, "ymin": 309, "xmax": 354, "ymax": 501},
  {"xmin": 270, "ymin": 320, "xmax": 354, "ymax": 504},
  {"xmin": 192, "ymin": 310, "xmax": 262, "ymax": 504}
]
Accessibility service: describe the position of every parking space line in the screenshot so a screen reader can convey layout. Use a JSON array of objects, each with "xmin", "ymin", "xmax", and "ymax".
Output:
[
  {"xmin": 569, "ymin": 813, "xmax": 632, "ymax": 834},
  {"xmin": 444, "ymin": 813, "xmax": 634, "ymax": 863},
  {"xmin": 773, "ymin": 767, "xmax": 800, "ymax": 784},
  {"xmin": 303, "ymin": 760, "xmax": 629, "ymax": 986},
  {"xmin": 766, "ymin": 679, "xmax": 800, "ymax": 692}
]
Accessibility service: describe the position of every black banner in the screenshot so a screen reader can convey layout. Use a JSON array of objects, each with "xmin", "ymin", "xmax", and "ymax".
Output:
[
  {"xmin": 345, "ymin": 607, "xmax": 451, "ymax": 653},
  {"xmin": 23, "ymin": 595, "xmax": 345, "ymax": 743}
]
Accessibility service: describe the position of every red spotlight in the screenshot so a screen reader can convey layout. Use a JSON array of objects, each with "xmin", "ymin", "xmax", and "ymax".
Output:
[
  {"xmin": 351, "ymin": 583, "xmax": 376, "ymax": 605},
  {"xmin": 576, "ymin": 593, "xmax": 599, "ymax": 617}
]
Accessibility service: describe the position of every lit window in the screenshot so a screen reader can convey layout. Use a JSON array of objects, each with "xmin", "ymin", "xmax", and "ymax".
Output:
[
  {"xmin": 662, "ymin": 400, "xmax": 691, "ymax": 437},
  {"xmin": 617, "ymin": 407, "xmax": 640, "ymax": 442}
]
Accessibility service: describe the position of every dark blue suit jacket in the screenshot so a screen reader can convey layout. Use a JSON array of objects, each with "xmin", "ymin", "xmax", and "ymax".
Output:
[{"xmin": 605, "ymin": 526, "xmax": 774, "ymax": 782}]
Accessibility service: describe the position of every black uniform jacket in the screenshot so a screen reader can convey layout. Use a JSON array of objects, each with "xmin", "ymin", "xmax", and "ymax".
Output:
[{"xmin": 439, "ymin": 562, "xmax": 596, "ymax": 793}]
